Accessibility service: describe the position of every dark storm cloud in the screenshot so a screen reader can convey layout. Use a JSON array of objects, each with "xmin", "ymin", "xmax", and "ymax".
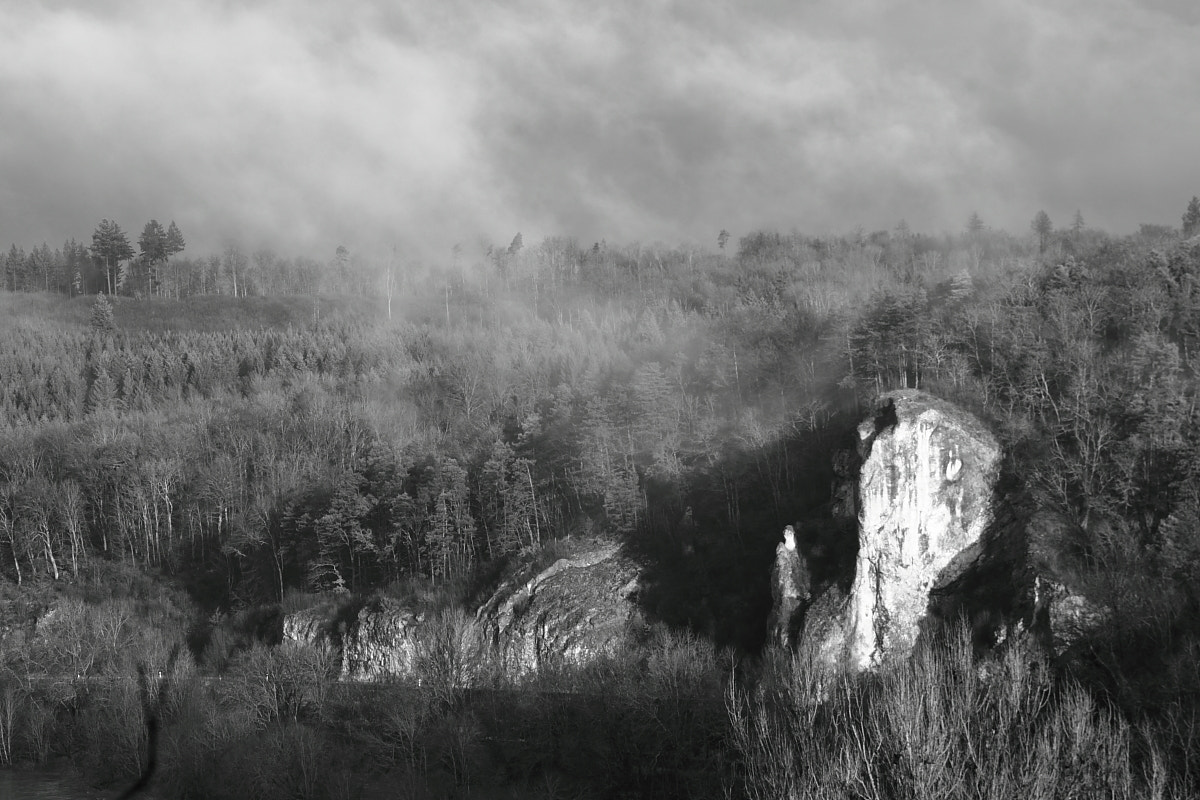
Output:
[{"xmin": 0, "ymin": 0, "xmax": 1196, "ymax": 260}]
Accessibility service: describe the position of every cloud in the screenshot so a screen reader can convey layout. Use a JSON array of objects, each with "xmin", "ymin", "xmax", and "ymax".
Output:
[{"xmin": 0, "ymin": 0, "xmax": 1197, "ymax": 261}]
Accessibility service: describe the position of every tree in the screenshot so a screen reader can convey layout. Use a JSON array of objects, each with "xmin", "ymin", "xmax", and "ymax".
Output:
[
  {"xmin": 479, "ymin": 440, "xmax": 541, "ymax": 556},
  {"xmin": 27, "ymin": 244, "xmax": 53, "ymax": 292},
  {"xmin": 91, "ymin": 219, "xmax": 134, "ymax": 295},
  {"xmin": 90, "ymin": 293, "xmax": 115, "ymax": 333},
  {"xmin": 966, "ymin": 212, "xmax": 985, "ymax": 236},
  {"xmin": 718, "ymin": 229, "xmax": 731, "ymax": 251},
  {"xmin": 4, "ymin": 245, "xmax": 26, "ymax": 292},
  {"xmin": 1031, "ymin": 210, "xmax": 1053, "ymax": 253},
  {"xmin": 1071, "ymin": 209, "xmax": 1086, "ymax": 234},
  {"xmin": 165, "ymin": 220, "xmax": 185, "ymax": 258},
  {"xmin": 384, "ymin": 247, "xmax": 399, "ymax": 320},
  {"xmin": 1183, "ymin": 196, "xmax": 1200, "ymax": 238},
  {"xmin": 507, "ymin": 232, "xmax": 523, "ymax": 257},
  {"xmin": 139, "ymin": 220, "xmax": 168, "ymax": 296},
  {"xmin": 138, "ymin": 220, "xmax": 167, "ymax": 263},
  {"xmin": 85, "ymin": 362, "xmax": 117, "ymax": 413},
  {"xmin": 162, "ymin": 221, "xmax": 185, "ymax": 297}
]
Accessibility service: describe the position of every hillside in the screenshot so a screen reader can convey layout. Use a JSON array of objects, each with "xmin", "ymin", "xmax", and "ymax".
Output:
[{"xmin": 2, "ymin": 224, "xmax": 1200, "ymax": 796}]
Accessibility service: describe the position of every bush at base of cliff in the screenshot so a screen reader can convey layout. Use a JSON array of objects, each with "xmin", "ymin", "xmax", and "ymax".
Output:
[
  {"xmin": 729, "ymin": 622, "xmax": 1178, "ymax": 800},
  {"xmin": 312, "ymin": 621, "xmax": 731, "ymax": 798},
  {"xmin": 219, "ymin": 641, "xmax": 337, "ymax": 725},
  {"xmin": 471, "ymin": 623, "xmax": 732, "ymax": 798}
]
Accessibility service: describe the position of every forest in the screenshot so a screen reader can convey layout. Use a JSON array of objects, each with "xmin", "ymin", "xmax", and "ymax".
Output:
[{"xmin": 2, "ymin": 202, "xmax": 1200, "ymax": 797}]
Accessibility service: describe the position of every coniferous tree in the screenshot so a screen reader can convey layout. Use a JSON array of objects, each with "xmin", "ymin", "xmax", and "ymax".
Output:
[
  {"xmin": 1183, "ymin": 196, "xmax": 1200, "ymax": 238},
  {"xmin": 4, "ymin": 245, "xmax": 26, "ymax": 291},
  {"xmin": 139, "ymin": 220, "xmax": 168, "ymax": 295},
  {"xmin": 90, "ymin": 293, "xmax": 115, "ymax": 333},
  {"xmin": 165, "ymin": 220, "xmax": 185, "ymax": 257},
  {"xmin": 162, "ymin": 221, "xmax": 185, "ymax": 297},
  {"xmin": 1031, "ymin": 210, "xmax": 1053, "ymax": 253},
  {"xmin": 91, "ymin": 219, "xmax": 134, "ymax": 295},
  {"xmin": 85, "ymin": 364, "xmax": 116, "ymax": 414},
  {"xmin": 966, "ymin": 212, "xmax": 985, "ymax": 235}
]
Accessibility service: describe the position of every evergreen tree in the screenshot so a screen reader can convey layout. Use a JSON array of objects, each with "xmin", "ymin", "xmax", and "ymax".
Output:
[
  {"xmin": 4, "ymin": 245, "xmax": 26, "ymax": 291},
  {"xmin": 1183, "ymin": 196, "xmax": 1200, "ymax": 238},
  {"xmin": 1031, "ymin": 210, "xmax": 1053, "ymax": 253},
  {"xmin": 85, "ymin": 364, "xmax": 116, "ymax": 414},
  {"xmin": 138, "ymin": 220, "xmax": 167, "ymax": 264},
  {"xmin": 91, "ymin": 219, "xmax": 134, "ymax": 295},
  {"xmin": 165, "ymin": 220, "xmax": 185, "ymax": 257},
  {"xmin": 1071, "ymin": 209, "xmax": 1086, "ymax": 234},
  {"xmin": 90, "ymin": 293, "xmax": 115, "ymax": 333},
  {"xmin": 966, "ymin": 212, "xmax": 985, "ymax": 235},
  {"xmin": 139, "ymin": 220, "xmax": 168, "ymax": 295}
]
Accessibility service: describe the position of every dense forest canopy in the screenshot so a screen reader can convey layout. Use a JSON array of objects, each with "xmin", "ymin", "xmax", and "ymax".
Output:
[
  {"xmin": 2, "ymin": 207, "xmax": 1200, "ymax": 652},
  {"xmin": 3, "ymin": 206, "xmax": 1200, "ymax": 796}
]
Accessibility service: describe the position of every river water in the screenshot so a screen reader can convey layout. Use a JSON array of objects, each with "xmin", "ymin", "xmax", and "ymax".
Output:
[{"xmin": 0, "ymin": 770, "xmax": 117, "ymax": 799}]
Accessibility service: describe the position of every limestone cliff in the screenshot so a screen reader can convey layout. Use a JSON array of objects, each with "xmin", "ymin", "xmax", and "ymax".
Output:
[
  {"xmin": 283, "ymin": 597, "xmax": 423, "ymax": 681},
  {"xmin": 767, "ymin": 526, "xmax": 810, "ymax": 649},
  {"xmin": 283, "ymin": 539, "xmax": 641, "ymax": 682},
  {"xmin": 475, "ymin": 541, "xmax": 641, "ymax": 677},
  {"xmin": 803, "ymin": 389, "xmax": 1001, "ymax": 671}
]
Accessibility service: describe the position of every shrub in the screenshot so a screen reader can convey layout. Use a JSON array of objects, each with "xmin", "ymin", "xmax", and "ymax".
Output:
[
  {"xmin": 727, "ymin": 623, "xmax": 1174, "ymax": 799},
  {"xmin": 221, "ymin": 641, "xmax": 336, "ymax": 725}
]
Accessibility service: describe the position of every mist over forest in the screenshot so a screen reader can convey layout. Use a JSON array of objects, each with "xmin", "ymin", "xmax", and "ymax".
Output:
[
  {"xmin": 4, "ymin": 0, "xmax": 1200, "ymax": 796},
  {"xmin": 2, "ymin": 202, "xmax": 1200, "ymax": 795}
]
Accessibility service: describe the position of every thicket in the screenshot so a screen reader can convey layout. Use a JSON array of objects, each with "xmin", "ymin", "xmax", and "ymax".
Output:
[
  {"xmin": 2, "ymin": 218, "xmax": 1200, "ymax": 794},
  {"xmin": 730, "ymin": 624, "xmax": 1179, "ymax": 799}
]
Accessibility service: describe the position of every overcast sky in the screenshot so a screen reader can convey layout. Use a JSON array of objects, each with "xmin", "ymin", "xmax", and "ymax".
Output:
[{"xmin": 1, "ymin": 0, "xmax": 1198, "ymax": 260}]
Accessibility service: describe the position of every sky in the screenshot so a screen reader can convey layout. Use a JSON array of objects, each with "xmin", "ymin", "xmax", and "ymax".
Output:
[{"xmin": 1, "ymin": 0, "xmax": 1198, "ymax": 261}]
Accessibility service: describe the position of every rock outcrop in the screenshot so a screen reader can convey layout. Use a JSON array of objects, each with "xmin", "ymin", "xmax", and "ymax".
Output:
[
  {"xmin": 476, "ymin": 541, "xmax": 641, "ymax": 677},
  {"xmin": 802, "ymin": 390, "xmax": 1001, "ymax": 671},
  {"xmin": 1034, "ymin": 577, "xmax": 1107, "ymax": 657},
  {"xmin": 283, "ymin": 539, "xmax": 641, "ymax": 682},
  {"xmin": 767, "ymin": 526, "xmax": 811, "ymax": 649}
]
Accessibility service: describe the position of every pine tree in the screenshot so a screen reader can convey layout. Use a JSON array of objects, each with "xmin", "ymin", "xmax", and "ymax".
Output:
[
  {"xmin": 1183, "ymin": 196, "xmax": 1200, "ymax": 238},
  {"xmin": 165, "ymin": 220, "xmax": 185, "ymax": 257},
  {"xmin": 139, "ymin": 220, "xmax": 167, "ymax": 296},
  {"xmin": 1031, "ymin": 210, "xmax": 1053, "ymax": 253},
  {"xmin": 4, "ymin": 245, "xmax": 26, "ymax": 291},
  {"xmin": 90, "ymin": 293, "xmax": 115, "ymax": 333},
  {"xmin": 91, "ymin": 219, "xmax": 134, "ymax": 295},
  {"xmin": 966, "ymin": 212, "xmax": 985, "ymax": 235},
  {"xmin": 86, "ymin": 364, "xmax": 116, "ymax": 414}
]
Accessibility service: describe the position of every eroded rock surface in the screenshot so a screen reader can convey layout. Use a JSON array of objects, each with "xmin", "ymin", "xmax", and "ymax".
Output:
[
  {"xmin": 1034, "ymin": 577, "xmax": 1107, "ymax": 657},
  {"xmin": 283, "ymin": 597, "xmax": 423, "ymax": 680},
  {"xmin": 767, "ymin": 526, "xmax": 811, "ymax": 649},
  {"xmin": 476, "ymin": 541, "xmax": 641, "ymax": 677},
  {"xmin": 803, "ymin": 389, "xmax": 1001, "ymax": 671},
  {"xmin": 283, "ymin": 539, "xmax": 641, "ymax": 682}
]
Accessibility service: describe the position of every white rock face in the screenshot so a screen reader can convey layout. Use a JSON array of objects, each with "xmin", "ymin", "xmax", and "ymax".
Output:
[
  {"xmin": 282, "ymin": 540, "xmax": 640, "ymax": 682},
  {"xmin": 283, "ymin": 597, "xmax": 423, "ymax": 681},
  {"xmin": 476, "ymin": 541, "xmax": 641, "ymax": 678},
  {"xmin": 342, "ymin": 599, "xmax": 423, "ymax": 680},
  {"xmin": 811, "ymin": 390, "xmax": 1000, "ymax": 671}
]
